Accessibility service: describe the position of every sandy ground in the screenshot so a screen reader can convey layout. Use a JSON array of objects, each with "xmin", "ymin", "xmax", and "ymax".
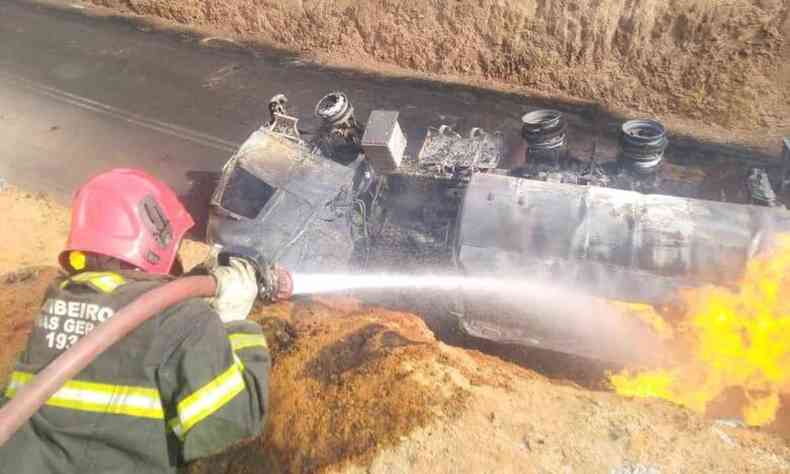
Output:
[
  {"xmin": 0, "ymin": 187, "xmax": 69, "ymax": 274},
  {"xmin": 1, "ymin": 185, "xmax": 790, "ymax": 472},
  {"xmin": 84, "ymin": 0, "xmax": 790, "ymax": 135}
]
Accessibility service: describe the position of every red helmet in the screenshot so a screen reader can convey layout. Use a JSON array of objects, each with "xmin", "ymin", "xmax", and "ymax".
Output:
[{"xmin": 60, "ymin": 169, "xmax": 194, "ymax": 274}]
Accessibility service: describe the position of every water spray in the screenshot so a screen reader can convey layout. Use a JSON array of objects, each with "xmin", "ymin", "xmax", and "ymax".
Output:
[
  {"xmin": 289, "ymin": 271, "xmax": 667, "ymax": 365},
  {"xmin": 291, "ymin": 272, "xmax": 506, "ymax": 296}
]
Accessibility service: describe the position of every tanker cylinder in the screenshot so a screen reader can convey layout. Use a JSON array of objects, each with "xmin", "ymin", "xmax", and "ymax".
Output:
[{"xmin": 456, "ymin": 173, "xmax": 790, "ymax": 304}]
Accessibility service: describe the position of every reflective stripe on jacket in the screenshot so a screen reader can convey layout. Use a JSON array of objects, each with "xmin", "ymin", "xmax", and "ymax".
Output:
[{"xmin": 0, "ymin": 271, "xmax": 270, "ymax": 473}]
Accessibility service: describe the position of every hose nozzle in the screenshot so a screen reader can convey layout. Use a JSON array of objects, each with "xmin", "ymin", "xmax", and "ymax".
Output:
[
  {"xmin": 259, "ymin": 264, "xmax": 293, "ymax": 302},
  {"xmin": 215, "ymin": 246, "xmax": 294, "ymax": 303}
]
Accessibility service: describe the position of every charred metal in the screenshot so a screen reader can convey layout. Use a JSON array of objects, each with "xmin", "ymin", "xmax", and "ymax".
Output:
[{"xmin": 207, "ymin": 91, "xmax": 790, "ymax": 355}]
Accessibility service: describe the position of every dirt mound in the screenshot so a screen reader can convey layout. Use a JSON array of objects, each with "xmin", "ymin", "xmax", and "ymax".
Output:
[
  {"xmin": 1, "ymin": 271, "xmax": 788, "ymax": 473},
  {"xmin": 89, "ymin": 0, "xmax": 790, "ymax": 128},
  {"xmin": 259, "ymin": 305, "xmax": 473, "ymax": 472},
  {"xmin": 189, "ymin": 299, "xmax": 527, "ymax": 473}
]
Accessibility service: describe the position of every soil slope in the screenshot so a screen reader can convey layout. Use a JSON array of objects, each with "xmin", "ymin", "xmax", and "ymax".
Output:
[{"xmin": 87, "ymin": 0, "xmax": 790, "ymax": 129}]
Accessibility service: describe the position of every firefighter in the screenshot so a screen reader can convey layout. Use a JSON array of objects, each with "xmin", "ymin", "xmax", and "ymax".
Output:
[{"xmin": 0, "ymin": 169, "xmax": 270, "ymax": 473}]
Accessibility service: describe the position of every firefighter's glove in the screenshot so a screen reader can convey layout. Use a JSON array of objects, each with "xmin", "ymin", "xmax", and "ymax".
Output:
[{"xmin": 209, "ymin": 257, "xmax": 259, "ymax": 323}]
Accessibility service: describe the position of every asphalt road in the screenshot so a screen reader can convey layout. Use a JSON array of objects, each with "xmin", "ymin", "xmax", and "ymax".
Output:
[
  {"xmin": 0, "ymin": 0, "xmax": 540, "ymax": 201},
  {"xmin": 3, "ymin": 1, "xmax": 777, "ymax": 207}
]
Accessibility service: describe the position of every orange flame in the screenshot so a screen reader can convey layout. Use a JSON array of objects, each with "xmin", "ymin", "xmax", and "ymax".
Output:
[{"xmin": 609, "ymin": 234, "xmax": 790, "ymax": 426}]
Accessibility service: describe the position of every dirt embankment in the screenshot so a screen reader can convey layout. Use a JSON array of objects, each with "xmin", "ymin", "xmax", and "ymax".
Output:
[
  {"xmin": 0, "ymin": 189, "xmax": 68, "ymax": 274},
  {"xmin": 88, "ymin": 0, "xmax": 790, "ymax": 129},
  {"xmin": 1, "ymin": 187, "xmax": 790, "ymax": 472}
]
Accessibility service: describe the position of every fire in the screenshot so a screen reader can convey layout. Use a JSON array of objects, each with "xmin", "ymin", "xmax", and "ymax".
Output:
[
  {"xmin": 609, "ymin": 234, "xmax": 790, "ymax": 426},
  {"xmin": 607, "ymin": 301, "xmax": 674, "ymax": 339}
]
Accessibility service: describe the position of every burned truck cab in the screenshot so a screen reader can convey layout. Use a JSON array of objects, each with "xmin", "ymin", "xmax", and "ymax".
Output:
[{"xmin": 207, "ymin": 93, "xmax": 373, "ymax": 273}]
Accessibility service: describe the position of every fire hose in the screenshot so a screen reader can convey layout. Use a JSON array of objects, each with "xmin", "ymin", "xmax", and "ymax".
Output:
[{"xmin": 0, "ymin": 260, "xmax": 293, "ymax": 446}]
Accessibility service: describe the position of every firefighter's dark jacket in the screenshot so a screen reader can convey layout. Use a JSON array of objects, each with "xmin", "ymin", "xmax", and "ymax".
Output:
[{"xmin": 0, "ymin": 270, "xmax": 270, "ymax": 473}]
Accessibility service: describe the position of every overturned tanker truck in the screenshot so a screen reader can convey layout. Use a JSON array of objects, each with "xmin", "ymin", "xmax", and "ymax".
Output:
[{"xmin": 208, "ymin": 92, "xmax": 790, "ymax": 360}]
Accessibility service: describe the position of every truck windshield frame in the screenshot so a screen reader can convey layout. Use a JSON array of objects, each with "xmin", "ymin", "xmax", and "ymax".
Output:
[{"xmin": 219, "ymin": 165, "xmax": 279, "ymax": 219}]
